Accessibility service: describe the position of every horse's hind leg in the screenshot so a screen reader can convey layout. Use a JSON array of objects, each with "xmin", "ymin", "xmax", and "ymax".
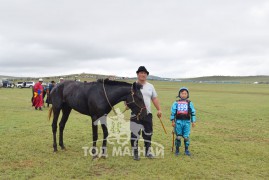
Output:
[
  {"xmin": 52, "ymin": 107, "xmax": 61, "ymax": 152},
  {"xmin": 59, "ymin": 104, "xmax": 72, "ymax": 150}
]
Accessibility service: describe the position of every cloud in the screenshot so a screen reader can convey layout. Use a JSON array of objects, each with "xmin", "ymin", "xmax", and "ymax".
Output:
[{"xmin": 0, "ymin": 0, "xmax": 269, "ymax": 78}]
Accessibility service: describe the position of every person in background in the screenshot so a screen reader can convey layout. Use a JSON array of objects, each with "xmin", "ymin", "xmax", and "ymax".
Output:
[
  {"xmin": 59, "ymin": 77, "xmax": 64, "ymax": 83},
  {"xmin": 46, "ymin": 81, "xmax": 56, "ymax": 107},
  {"xmin": 32, "ymin": 78, "xmax": 44, "ymax": 111},
  {"xmin": 43, "ymin": 83, "xmax": 47, "ymax": 107}
]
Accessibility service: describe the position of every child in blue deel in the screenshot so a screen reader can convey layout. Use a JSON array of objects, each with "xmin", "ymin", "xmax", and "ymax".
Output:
[{"xmin": 170, "ymin": 87, "xmax": 196, "ymax": 156}]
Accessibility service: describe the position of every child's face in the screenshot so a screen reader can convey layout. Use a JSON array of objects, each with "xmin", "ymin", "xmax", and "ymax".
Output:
[{"xmin": 180, "ymin": 90, "xmax": 188, "ymax": 99}]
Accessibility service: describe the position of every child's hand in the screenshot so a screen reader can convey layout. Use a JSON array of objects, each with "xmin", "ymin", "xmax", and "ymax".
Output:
[
  {"xmin": 172, "ymin": 121, "xmax": 175, "ymax": 127},
  {"xmin": 192, "ymin": 122, "xmax": 196, "ymax": 128}
]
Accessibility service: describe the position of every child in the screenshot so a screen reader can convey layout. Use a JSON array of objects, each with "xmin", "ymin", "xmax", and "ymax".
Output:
[{"xmin": 170, "ymin": 87, "xmax": 196, "ymax": 156}]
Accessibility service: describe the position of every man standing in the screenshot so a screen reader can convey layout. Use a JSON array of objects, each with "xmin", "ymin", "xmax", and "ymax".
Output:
[
  {"xmin": 46, "ymin": 81, "xmax": 56, "ymax": 107},
  {"xmin": 59, "ymin": 77, "xmax": 64, "ymax": 83},
  {"xmin": 32, "ymin": 78, "xmax": 44, "ymax": 111},
  {"xmin": 130, "ymin": 66, "xmax": 162, "ymax": 161}
]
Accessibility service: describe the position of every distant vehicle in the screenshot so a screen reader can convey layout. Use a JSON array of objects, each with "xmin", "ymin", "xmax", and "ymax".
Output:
[
  {"xmin": 2, "ymin": 80, "xmax": 15, "ymax": 88},
  {"xmin": 16, "ymin": 81, "xmax": 35, "ymax": 88},
  {"xmin": 16, "ymin": 82, "xmax": 24, "ymax": 88}
]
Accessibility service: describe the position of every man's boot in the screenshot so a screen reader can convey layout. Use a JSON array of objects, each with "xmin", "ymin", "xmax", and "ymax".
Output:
[
  {"xmin": 133, "ymin": 148, "xmax": 140, "ymax": 161},
  {"xmin": 145, "ymin": 147, "xmax": 155, "ymax": 159}
]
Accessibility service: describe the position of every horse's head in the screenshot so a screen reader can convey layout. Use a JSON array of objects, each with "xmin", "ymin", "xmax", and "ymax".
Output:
[{"xmin": 125, "ymin": 82, "xmax": 147, "ymax": 120}]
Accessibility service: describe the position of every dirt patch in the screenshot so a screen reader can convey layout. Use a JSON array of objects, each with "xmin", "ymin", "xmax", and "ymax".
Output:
[
  {"xmin": 2, "ymin": 160, "xmax": 35, "ymax": 170},
  {"xmin": 89, "ymin": 163, "xmax": 115, "ymax": 177}
]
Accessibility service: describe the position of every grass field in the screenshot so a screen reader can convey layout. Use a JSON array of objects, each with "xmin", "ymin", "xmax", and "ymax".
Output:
[{"xmin": 0, "ymin": 81, "xmax": 269, "ymax": 179}]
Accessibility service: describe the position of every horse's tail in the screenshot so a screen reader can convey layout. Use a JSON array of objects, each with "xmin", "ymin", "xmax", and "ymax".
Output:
[{"xmin": 48, "ymin": 107, "xmax": 53, "ymax": 121}]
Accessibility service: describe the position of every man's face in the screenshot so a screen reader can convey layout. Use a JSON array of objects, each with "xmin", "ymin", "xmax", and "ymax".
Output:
[
  {"xmin": 137, "ymin": 71, "xmax": 148, "ymax": 82},
  {"xmin": 180, "ymin": 90, "xmax": 188, "ymax": 99}
]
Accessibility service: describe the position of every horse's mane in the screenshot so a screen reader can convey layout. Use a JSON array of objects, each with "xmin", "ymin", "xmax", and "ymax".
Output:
[{"xmin": 97, "ymin": 78, "xmax": 131, "ymax": 86}]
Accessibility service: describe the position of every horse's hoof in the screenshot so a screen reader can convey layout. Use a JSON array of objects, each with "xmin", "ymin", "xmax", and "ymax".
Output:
[
  {"xmin": 92, "ymin": 155, "xmax": 99, "ymax": 161},
  {"xmin": 53, "ymin": 149, "xmax": 58, "ymax": 153},
  {"xmin": 101, "ymin": 156, "xmax": 107, "ymax": 159},
  {"xmin": 61, "ymin": 146, "xmax": 66, "ymax": 151},
  {"xmin": 101, "ymin": 154, "xmax": 108, "ymax": 159}
]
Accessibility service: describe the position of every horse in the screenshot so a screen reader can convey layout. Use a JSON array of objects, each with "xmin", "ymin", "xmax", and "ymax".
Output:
[{"xmin": 48, "ymin": 79, "xmax": 147, "ymax": 158}]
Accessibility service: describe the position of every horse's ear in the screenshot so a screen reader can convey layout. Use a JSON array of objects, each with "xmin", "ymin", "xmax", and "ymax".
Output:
[
  {"xmin": 97, "ymin": 78, "xmax": 109, "ymax": 83},
  {"xmin": 104, "ymin": 78, "xmax": 109, "ymax": 82},
  {"xmin": 133, "ymin": 82, "xmax": 142, "ymax": 91}
]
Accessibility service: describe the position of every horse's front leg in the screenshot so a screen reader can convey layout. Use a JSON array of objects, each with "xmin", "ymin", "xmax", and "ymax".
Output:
[
  {"xmin": 92, "ymin": 120, "xmax": 98, "ymax": 159},
  {"xmin": 101, "ymin": 123, "xmax": 108, "ymax": 158}
]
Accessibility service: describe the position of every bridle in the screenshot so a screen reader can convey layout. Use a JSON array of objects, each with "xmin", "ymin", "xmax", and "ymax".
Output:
[
  {"xmin": 124, "ymin": 84, "xmax": 146, "ymax": 120},
  {"xmin": 102, "ymin": 80, "xmax": 146, "ymax": 120}
]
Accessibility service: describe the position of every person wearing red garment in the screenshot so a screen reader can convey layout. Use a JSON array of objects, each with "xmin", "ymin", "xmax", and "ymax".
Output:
[{"xmin": 32, "ymin": 78, "xmax": 44, "ymax": 111}]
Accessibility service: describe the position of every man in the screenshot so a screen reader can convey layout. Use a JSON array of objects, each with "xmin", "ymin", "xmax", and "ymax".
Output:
[
  {"xmin": 59, "ymin": 77, "xmax": 64, "ymax": 83},
  {"xmin": 130, "ymin": 66, "xmax": 162, "ymax": 161},
  {"xmin": 46, "ymin": 81, "xmax": 56, "ymax": 107},
  {"xmin": 43, "ymin": 83, "xmax": 47, "ymax": 107},
  {"xmin": 32, "ymin": 78, "xmax": 44, "ymax": 111}
]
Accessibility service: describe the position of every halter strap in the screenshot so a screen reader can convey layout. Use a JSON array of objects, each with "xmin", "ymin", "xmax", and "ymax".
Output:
[{"xmin": 125, "ymin": 84, "xmax": 146, "ymax": 120}]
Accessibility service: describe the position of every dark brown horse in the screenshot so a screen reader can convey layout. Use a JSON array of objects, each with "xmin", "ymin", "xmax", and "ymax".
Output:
[{"xmin": 48, "ymin": 79, "xmax": 147, "ymax": 158}]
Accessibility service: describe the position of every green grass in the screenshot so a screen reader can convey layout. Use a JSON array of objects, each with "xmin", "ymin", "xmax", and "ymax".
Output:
[{"xmin": 0, "ymin": 82, "xmax": 269, "ymax": 179}]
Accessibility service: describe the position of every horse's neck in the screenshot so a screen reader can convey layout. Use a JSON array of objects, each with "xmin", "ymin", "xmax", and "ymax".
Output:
[{"xmin": 106, "ymin": 85, "xmax": 130, "ymax": 106}]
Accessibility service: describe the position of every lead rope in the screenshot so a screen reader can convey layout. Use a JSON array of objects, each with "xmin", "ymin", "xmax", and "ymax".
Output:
[{"xmin": 103, "ymin": 80, "xmax": 117, "ymax": 115}]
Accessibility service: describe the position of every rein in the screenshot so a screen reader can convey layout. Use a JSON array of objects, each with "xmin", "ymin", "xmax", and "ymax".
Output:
[{"xmin": 103, "ymin": 80, "xmax": 117, "ymax": 115}]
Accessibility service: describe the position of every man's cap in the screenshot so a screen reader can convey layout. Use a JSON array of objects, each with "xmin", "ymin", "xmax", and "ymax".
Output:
[
  {"xmin": 136, "ymin": 66, "xmax": 149, "ymax": 75},
  {"xmin": 39, "ymin": 78, "xmax": 43, "ymax": 82}
]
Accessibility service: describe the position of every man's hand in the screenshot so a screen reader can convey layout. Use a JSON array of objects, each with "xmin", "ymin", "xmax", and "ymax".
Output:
[
  {"xmin": 124, "ymin": 102, "xmax": 130, "ymax": 110},
  {"xmin": 192, "ymin": 122, "xmax": 196, "ymax": 128},
  {"xmin": 157, "ymin": 110, "xmax": 162, "ymax": 118},
  {"xmin": 172, "ymin": 121, "xmax": 175, "ymax": 127},
  {"xmin": 125, "ymin": 105, "xmax": 130, "ymax": 110}
]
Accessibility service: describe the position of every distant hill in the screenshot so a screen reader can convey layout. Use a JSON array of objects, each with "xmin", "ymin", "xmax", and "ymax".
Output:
[
  {"xmin": 180, "ymin": 76, "xmax": 269, "ymax": 83},
  {"xmin": 1, "ymin": 74, "xmax": 269, "ymax": 84},
  {"xmin": 0, "ymin": 75, "xmax": 23, "ymax": 79}
]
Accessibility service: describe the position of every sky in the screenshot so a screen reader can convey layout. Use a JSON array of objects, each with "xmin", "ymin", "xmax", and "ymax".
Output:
[{"xmin": 0, "ymin": 0, "xmax": 269, "ymax": 78}]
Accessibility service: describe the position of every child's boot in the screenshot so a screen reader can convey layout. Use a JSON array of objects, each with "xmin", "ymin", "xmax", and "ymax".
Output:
[
  {"xmin": 175, "ymin": 137, "xmax": 181, "ymax": 156},
  {"xmin": 184, "ymin": 147, "xmax": 191, "ymax": 156},
  {"xmin": 175, "ymin": 147, "xmax": 180, "ymax": 156},
  {"xmin": 184, "ymin": 138, "xmax": 191, "ymax": 156}
]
